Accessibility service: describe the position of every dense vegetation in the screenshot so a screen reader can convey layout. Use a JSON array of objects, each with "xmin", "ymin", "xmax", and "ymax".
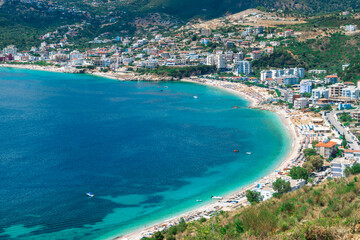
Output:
[
  {"xmin": 145, "ymin": 175, "xmax": 360, "ymax": 240},
  {"xmin": 0, "ymin": 1, "xmax": 84, "ymax": 49},
  {"xmin": 125, "ymin": 0, "xmax": 360, "ymax": 19},
  {"xmin": 253, "ymin": 50, "xmax": 299, "ymax": 70},
  {"xmin": 255, "ymin": 33, "xmax": 360, "ymax": 80},
  {"xmin": 137, "ymin": 65, "xmax": 216, "ymax": 78}
]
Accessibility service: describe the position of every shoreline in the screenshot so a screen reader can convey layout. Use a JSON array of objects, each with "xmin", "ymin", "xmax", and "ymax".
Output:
[
  {"xmin": 113, "ymin": 79, "xmax": 301, "ymax": 240},
  {"xmin": 0, "ymin": 65, "xmax": 301, "ymax": 240}
]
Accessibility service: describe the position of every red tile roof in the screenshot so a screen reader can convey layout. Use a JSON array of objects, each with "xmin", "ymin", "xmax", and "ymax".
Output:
[
  {"xmin": 315, "ymin": 141, "xmax": 336, "ymax": 148},
  {"xmin": 344, "ymin": 149, "xmax": 360, "ymax": 153}
]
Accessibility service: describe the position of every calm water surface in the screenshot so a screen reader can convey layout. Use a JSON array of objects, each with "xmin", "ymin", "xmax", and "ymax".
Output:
[{"xmin": 0, "ymin": 68, "xmax": 290, "ymax": 239}]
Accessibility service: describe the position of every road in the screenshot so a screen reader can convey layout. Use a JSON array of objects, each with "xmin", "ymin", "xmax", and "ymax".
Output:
[{"xmin": 325, "ymin": 111, "xmax": 360, "ymax": 150}]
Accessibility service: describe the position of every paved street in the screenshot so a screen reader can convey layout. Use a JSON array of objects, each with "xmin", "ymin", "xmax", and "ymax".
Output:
[{"xmin": 325, "ymin": 111, "xmax": 360, "ymax": 150}]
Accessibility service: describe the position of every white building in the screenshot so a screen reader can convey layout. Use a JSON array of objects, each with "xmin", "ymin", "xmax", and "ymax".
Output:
[
  {"xmin": 215, "ymin": 54, "xmax": 227, "ymax": 69},
  {"xmin": 332, "ymin": 158, "xmax": 355, "ymax": 177},
  {"xmin": 3, "ymin": 45, "xmax": 18, "ymax": 55},
  {"xmin": 260, "ymin": 67, "xmax": 304, "ymax": 81},
  {"xmin": 342, "ymin": 86, "xmax": 359, "ymax": 99},
  {"xmin": 233, "ymin": 61, "xmax": 251, "ymax": 76},
  {"xmin": 344, "ymin": 149, "xmax": 360, "ymax": 162},
  {"xmin": 206, "ymin": 54, "xmax": 215, "ymax": 66},
  {"xmin": 300, "ymin": 80, "xmax": 312, "ymax": 93},
  {"xmin": 294, "ymin": 98, "xmax": 309, "ymax": 109},
  {"xmin": 312, "ymin": 87, "xmax": 329, "ymax": 101},
  {"xmin": 345, "ymin": 25, "xmax": 357, "ymax": 32}
]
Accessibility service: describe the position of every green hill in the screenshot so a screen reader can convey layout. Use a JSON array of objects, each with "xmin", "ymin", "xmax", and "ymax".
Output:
[
  {"xmin": 145, "ymin": 175, "xmax": 360, "ymax": 240},
  {"xmin": 125, "ymin": 0, "xmax": 360, "ymax": 18}
]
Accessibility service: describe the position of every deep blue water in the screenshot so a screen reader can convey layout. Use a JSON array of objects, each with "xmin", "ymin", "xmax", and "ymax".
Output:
[{"xmin": 0, "ymin": 68, "xmax": 290, "ymax": 240}]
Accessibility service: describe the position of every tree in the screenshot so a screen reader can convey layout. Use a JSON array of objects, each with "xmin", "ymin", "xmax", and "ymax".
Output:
[
  {"xmin": 153, "ymin": 231, "xmax": 164, "ymax": 240},
  {"xmin": 303, "ymin": 148, "xmax": 317, "ymax": 160},
  {"xmin": 351, "ymin": 163, "xmax": 360, "ymax": 174},
  {"xmin": 302, "ymin": 92, "xmax": 311, "ymax": 98},
  {"xmin": 311, "ymin": 140, "xmax": 319, "ymax": 149},
  {"xmin": 289, "ymin": 166, "xmax": 309, "ymax": 181},
  {"xmin": 272, "ymin": 178, "xmax": 291, "ymax": 195},
  {"xmin": 246, "ymin": 190, "xmax": 263, "ymax": 204},
  {"xmin": 309, "ymin": 155, "xmax": 323, "ymax": 170},
  {"xmin": 342, "ymin": 134, "xmax": 348, "ymax": 148},
  {"xmin": 321, "ymin": 104, "xmax": 332, "ymax": 111},
  {"xmin": 344, "ymin": 166, "xmax": 352, "ymax": 177},
  {"xmin": 303, "ymin": 161, "xmax": 315, "ymax": 174}
]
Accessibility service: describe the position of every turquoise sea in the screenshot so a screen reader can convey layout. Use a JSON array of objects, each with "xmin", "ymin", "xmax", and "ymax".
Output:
[{"xmin": 0, "ymin": 67, "xmax": 290, "ymax": 240}]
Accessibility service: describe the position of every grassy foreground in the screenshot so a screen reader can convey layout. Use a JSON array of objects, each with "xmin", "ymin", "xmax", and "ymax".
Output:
[{"xmin": 146, "ymin": 175, "xmax": 360, "ymax": 240}]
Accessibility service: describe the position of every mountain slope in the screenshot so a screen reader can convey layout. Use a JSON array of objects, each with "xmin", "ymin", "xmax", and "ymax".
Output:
[{"xmin": 125, "ymin": 0, "xmax": 360, "ymax": 18}]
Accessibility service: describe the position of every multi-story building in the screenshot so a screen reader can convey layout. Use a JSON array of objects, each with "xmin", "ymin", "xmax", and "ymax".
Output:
[
  {"xmin": 325, "ymin": 75, "xmax": 338, "ymax": 84},
  {"xmin": 233, "ymin": 61, "xmax": 251, "ymax": 76},
  {"xmin": 250, "ymin": 51, "xmax": 262, "ymax": 60},
  {"xmin": 254, "ymin": 26, "xmax": 264, "ymax": 35},
  {"xmin": 206, "ymin": 54, "xmax": 215, "ymax": 66},
  {"xmin": 2, "ymin": 45, "xmax": 17, "ymax": 55},
  {"xmin": 280, "ymin": 76, "xmax": 299, "ymax": 85},
  {"xmin": 342, "ymin": 86, "xmax": 359, "ymax": 99},
  {"xmin": 201, "ymin": 28, "xmax": 212, "ymax": 36},
  {"xmin": 345, "ymin": 25, "xmax": 357, "ymax": 32},
  {"xmin": 330, "ymin": 83, "xmax": 345, "ymax": 97},
  {"xmin": 315, "ymin": 140, "xmax": 336, "ymax": 159},
  {"xmin": 300, "ymin": 80, "xmax": 312, "ymax": 93},
  {"xmin": 332, "ymin": 158, "xmax": 355, "ymax": 177},
  {"xmin": 312, "ymin": 87, "xmax": 330, "ymax": 101},
  {"xmin": 294, "ymin": 98, "xmax": 309, "ymax": 109},
  {"xmin": 260, "ymin": 67, "xmax": 304, "ymax": 81},
  {"xmin": 344, "ymin": 149, "xmax": 360, "ymax": 162},
  {"xmin": 351, "ymin": 111, "xmax": 360, "ymax": 122},
  {"xmin": 215, "ymin": 54, "xmax": 227, "ymax": 69}
]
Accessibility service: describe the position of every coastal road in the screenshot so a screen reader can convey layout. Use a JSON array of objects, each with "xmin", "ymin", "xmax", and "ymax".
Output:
[{"xmin": 325, "ymin": 111, "xmax": 360, "ymax": 150}]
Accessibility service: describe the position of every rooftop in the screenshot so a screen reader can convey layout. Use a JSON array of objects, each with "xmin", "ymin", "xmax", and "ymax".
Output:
[{"xmin": 315, "ymin": 141, "xmax": 336, "ymax": 148}]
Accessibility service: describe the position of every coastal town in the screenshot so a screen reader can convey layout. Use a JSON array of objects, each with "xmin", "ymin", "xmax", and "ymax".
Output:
[{"xmin": 2, "ymin": 7, "xmax": 360, "ymax": 240}]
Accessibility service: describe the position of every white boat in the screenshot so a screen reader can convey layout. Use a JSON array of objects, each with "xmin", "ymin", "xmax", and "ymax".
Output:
[
  {"xmin": 196, "ymin": 199, "xmax": 202, "ymax": 202},
  {"xmin": 193, "ymin": 96, "xmax": 198, "ymax": 99},
  {"xmin": 246, "ymin": 152, "xmax": 252, "ymax": 155},
  {"xmin": 86, "ymin": 192, "xmax": 94, "ymax": 197},
  {"xmin": 211, "ymin": 196, "xmax": 223, "ymax": 200}
]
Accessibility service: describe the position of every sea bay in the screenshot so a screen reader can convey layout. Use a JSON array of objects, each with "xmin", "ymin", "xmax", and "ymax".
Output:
[{"xmin": 0, "ymin": 67, "xmax": 290, "ymax": 240}]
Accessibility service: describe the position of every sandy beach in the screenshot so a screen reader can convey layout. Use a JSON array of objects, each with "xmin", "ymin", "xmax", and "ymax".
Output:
[{"xmin": 114, "ymin": 78, "xmax": 302, "ymax": 240}]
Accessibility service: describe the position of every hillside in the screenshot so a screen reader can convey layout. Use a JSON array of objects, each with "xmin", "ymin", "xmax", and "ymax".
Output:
[
  {"xmin": 145, "ymin": 175, "xmax": 360, "ymax": 240},
  {"xmin": 125, "ymin": 0, "xmax": 360, "ymax": 18}
]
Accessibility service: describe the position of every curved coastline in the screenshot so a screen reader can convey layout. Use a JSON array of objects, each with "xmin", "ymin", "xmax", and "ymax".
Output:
[
  {"xmin": 0, "ymin": 65, "xmax": 298, "ymax": 240},
  {"xmin": 110, "ymin": 80, "xmax": 299, "ymax": 240}
]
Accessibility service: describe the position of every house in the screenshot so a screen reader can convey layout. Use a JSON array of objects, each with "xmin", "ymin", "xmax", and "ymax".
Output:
[
  {"xmin": 325, "ymin": 75, "xmax": 338, "ymax": 84},
  {"xmin": 332, "ymin": 158, "xmax": 355, "ymax": 177},
  {"xmin": 344, "ymin": 149, "xmax": 360, "ymax": 162},
  {"xmin": 315, "ymin": 140, "xmax": 337, "ymax": 159},
  {"xmin": 345, "ymin": 25, "xmax": 357, "ymax": 32}
]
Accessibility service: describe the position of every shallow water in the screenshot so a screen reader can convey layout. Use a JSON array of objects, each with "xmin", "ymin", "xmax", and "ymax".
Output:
[{"xmin": 0, "ymin": 68, "xmax": 290, "ymax": 240}]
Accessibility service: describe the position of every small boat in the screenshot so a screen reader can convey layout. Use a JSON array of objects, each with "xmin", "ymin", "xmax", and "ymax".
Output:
[
  {"xmin": 196, "ymin": 199, "xmax": 202, "ymax": 202},
  {"xmin": 232, "ymin": 106, "xmax": 240, "ymax": 109},
  {"xmin": 86, "ymin": 192, "xmax": 94, "ymax": 198},
  {"xmin": 234, "ymin": 150, "xmax": 239, "ymax": 152},
  {"xmin": 246, "ymin": 152, "xmax": 252, "ymax": 155},
  {"xmin": 211, "ymin": 196, "xmax": 223, "ymax": 200},
  {"xmin": 193, "ymin": 96, "xmax": 198, "ymax": 99}
]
